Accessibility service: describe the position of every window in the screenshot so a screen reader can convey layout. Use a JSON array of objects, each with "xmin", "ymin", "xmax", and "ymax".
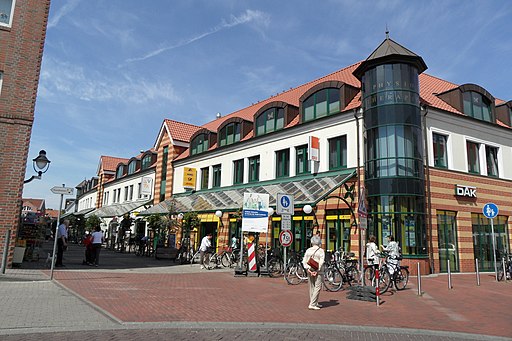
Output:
[
  {"xmin": 485, "ymin": 146, "xmax": 499, "ymax": 177},
  {"xmin": 437, "ymin": 210, "xmax": 459, "ymax": 272},
  {"xmin": 466, "ymin": 141, "xmax": 480, "ymax": 174},
  {"xmin": 233, "ymin": 159, "xmax": 244, "ymax": 185},
  {"xmin": 0, "ymin": 0, "xmax": 15, "ymax": 27},
  {"xmin": 219, "ymin": 122, "xmax": 241, "ymax": 147},
  {"xmin": 129, "ymin": 185, "xmax": 134, "ymax": 200},
  {"xmin": 328, "ymin": 136, "xmax": 347, "ymax": 170},
  {"xmin": 141, "ymin": 155, "xmax": 152, "ymax": 170},
  {"xmin": 160, "ymin": 146, "xmax": 168, "ymax": 202},
  {"xmin": 275, "ymin": 149, "xmax": 290, "ymax": 178},
  {"xmin": 128, "ymin": 161, "xmax": 136, "ymax": 175},
  {"xmin": 249, "ymin": 156, "xmax": 260, "ymax": 182},
  {"xmin": 255, "ymin": 108, "xmax": 285, "ymax": 136},
  {"xmin": 191, "ymin": 134, "xmax": 209, "ymax": 155},
  {"xmin": 116, "ymin": 165, "xmax": 124, "ymax": 179},
  {"xmin": 138, "ymin": 183, "xmax": 142, "ymax": 199},
  {"xmin": 302, "ymin": 88, "xmax": 340, "ymax": 122},
  {"xmin": 432, "ymin": 133, "xmax": 448, "ymax": 168},
  {"xmin": 463, "ymin": 91, "xmax": 492, "ymax": 122},
  {"xmin": 124, "ymin": 186, "xmax": 128, "ymax": 201},
  {"xmin": 295, "ymin": 145, "xmax": 309, "ymax": 174},
  {"xmin": 212, "ymin": 164, "xmax": 221, "ymax": 188},
  {"xmin": 200, "ymin": 167, "xmax": 209, "ymax": 189},
  {"xmin": 0, "ymin": 71, "xmax": 3, "ymax": 96}
]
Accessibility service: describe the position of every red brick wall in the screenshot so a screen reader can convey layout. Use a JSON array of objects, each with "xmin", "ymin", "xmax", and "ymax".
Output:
[{"xmin": 0, "ymin": 0, "xmax": 51, "ymax": 267}]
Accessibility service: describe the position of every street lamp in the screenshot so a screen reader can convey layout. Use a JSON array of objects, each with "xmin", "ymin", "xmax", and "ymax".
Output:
[
  {"xmin": 303, "ymin": 204, "xmax": 313, "ymax": 214},
  {"xmin": 215, "ymin": 210, "xmax": 223, "ymax": 218},
  {"xmin": 24, "ymin": 150, "xmax": 51, "ymax": 184}
]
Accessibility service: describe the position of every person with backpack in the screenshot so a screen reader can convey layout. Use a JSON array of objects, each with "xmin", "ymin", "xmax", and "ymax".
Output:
[{"xmin": 382, "ymin": 235, "xmax": 401, "ymax": 275}]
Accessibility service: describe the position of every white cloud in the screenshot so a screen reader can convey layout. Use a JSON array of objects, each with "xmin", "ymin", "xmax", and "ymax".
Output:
[
  {"xmin": 123, "ymin": 9, "xmax": 270, "ymax": 65},
  {"xmin": 48, "ymin": 0, "xmax": 80, "ymax": 28}
]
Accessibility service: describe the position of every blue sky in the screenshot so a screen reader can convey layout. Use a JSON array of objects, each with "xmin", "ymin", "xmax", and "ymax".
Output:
[{"xmin": 23, "ymin": 0, "xmax": 511, "ymax": 209}]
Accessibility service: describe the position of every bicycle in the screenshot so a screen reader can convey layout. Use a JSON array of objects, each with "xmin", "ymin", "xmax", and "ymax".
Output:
[
  {"xmin": 284, "ymin": 250, "xmax": 307, "ymax": 285},
  {"xmin": 497, "ymin": 253, "xmax": 512, "ymax": 281},
  {"xmin": 363, "ymin": 252, "xmax": 409, "ymax": 293},
  {"xmin": 323, "ymin": 249, "xmax": 360, "ymax": 291},
  {"xmin": 220, "ymin": 247, "xmax": 240, "ymax": 268},
  {"xmin": 363, "ymin": 254, "xmax": 392, "ymax": 294}
]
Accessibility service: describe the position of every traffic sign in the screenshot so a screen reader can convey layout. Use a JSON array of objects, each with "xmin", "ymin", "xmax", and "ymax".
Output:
[
  {"xmin": 483, "ymin": 203, "xmax": 499, "ymax": 219},
  {"xmin": 281, "ymin": 214, "xmax": 291, "ymax": 230},
  {"xmin": 279, "ymin": 230, "xmax": 293, "ymax": 247},
  {"xmin": 277, "ymin": 193, "xmax": 294, "ymax": 215},
  {"xmin": 50, "ymin": 186, "xmax": 74, "ymax": 195}
]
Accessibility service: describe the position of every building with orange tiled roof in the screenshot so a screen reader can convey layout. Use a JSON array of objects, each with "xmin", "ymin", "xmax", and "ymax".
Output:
[{"xmin": 143, "ymin": 35, "xmax": 511, "ymax": 275}]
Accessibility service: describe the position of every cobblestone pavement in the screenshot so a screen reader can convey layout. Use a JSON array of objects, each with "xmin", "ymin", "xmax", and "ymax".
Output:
[{"xmin": 1, "ymin": 244, "xmax": 511, "ymax": 340}]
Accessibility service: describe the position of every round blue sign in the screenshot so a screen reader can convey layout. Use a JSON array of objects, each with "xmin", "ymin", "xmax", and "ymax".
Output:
[
  {"xmin": 280, "ymin": 196, "xmax": 290, "ymax": 208},
  {"xmin": 482, "ymin": 203, "xmax": 499, "ymax": 219}
]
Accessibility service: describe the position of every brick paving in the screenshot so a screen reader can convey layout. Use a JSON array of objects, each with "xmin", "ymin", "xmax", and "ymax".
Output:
[{"xmin": 1, "ymin": 244, "xmax": 511, "ymax": 340}]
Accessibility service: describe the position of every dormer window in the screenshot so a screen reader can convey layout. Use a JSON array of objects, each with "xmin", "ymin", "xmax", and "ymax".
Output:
[
  {"xmin": 191, "ymin": 134, "xmax": 209, "ymax": 155},
  {"xmin": 116, "ymin": 165, "xmax": 124, "ymax": 179},
  {"xmin": 463, "ymin": 91, "xmax": 492, "ymax": 122},
  {"xmin": 302, "ymin": 88, "xmax": 340, "ymax": 122},
  {"xmin": 141, "ymin": 155, "xmax": 152, "ymax": 170},
  {"xmin": 128, "ymin": 161, "xmax": 136, "ymax": 174},
  {"xmin": 219, "ymin": 122, "xmax": 241, "ymax": 147},
  {"xmin": 255, "ymin": 107, "xmax": 285, "ymax": 136}
]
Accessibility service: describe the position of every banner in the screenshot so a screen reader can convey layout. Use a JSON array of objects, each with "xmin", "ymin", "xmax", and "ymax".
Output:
[
  {"xmin": 242, "ymin": 192, "xmax": 269, "ymax": 232},
  {"xmin": 308, "ymin": 136, "xmax": 319, "ymax": 162},
  {"xmin": 141, "ymin": 177, "xmax": 153, "ymax": 195}
]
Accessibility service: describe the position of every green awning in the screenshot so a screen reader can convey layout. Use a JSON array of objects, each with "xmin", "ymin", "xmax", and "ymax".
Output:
[
  {"xmin": 139, "ymin": 169, "xmax": 356, "ymax": 215},
  {"xmin": 87, "ymin": 199, "xmax": 152, "ymax": 218}
]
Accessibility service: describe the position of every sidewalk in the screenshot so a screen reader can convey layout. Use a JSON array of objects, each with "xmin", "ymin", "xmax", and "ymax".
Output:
[{"xmin": 1, "ymin": 244, "xmax": 511, "ymax": 340}]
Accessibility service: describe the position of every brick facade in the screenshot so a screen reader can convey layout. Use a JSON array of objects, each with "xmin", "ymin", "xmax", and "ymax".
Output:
[{"xmin": 0, "ymin": 0, "xmax": 51, "ymax": 268}]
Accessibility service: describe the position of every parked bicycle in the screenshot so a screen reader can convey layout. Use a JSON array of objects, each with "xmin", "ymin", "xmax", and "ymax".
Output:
[
  {"xmin": 323, "ymin": 249, "xmax": 360, "ymax": 291},
  {"xmin": 284, "ymin": 250, "xmax": 307, "ymax": 285},
  {"xmin": 497, "ymin": 253, "xmax": 512, "ymax": 281},
  {"xmin": 363, "ymin": 251, "xmax": 408, "ymax": 294}
]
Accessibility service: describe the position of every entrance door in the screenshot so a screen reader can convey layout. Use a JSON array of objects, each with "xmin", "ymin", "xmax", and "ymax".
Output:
[
  {"xmin": 437, "ymin": 211, "xmax": 459, "ymax": 272},
  {"xmin": 473, "ymin": 214, "xmax": 509, "ymax": 271},
  {"xmin": 200, "ymin": 222, "xmax": 218, "ymax": 250}
]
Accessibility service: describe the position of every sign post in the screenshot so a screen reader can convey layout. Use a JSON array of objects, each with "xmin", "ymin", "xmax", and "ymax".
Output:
[
  {"xmin": 279, "ymin": 230, "xmax": 293, "ymax": 269},
  {"xmin": 50, "ymin": 185, "xmax": 74, "ymax": 280},
  {"xmin": 277, "ymin": 193, "xmax": 294, "ymax": 274},
  {"xmin": 358, "ymin": 187, "xmax": 368, "ymax": 280},
  {"xmin": 482, "ymin": 203, "xmax": 499, "ymax": 281}
]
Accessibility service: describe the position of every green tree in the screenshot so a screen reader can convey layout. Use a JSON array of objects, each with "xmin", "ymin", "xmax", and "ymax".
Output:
[{"xmin": 85, "ymin": 215, "xmax": 102, "ymax": 231}]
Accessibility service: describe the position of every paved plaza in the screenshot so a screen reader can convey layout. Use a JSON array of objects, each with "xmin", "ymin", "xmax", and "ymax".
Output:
[{"xmin": 0, "ymin": 244, "xmax": 510, "ymax": 340}]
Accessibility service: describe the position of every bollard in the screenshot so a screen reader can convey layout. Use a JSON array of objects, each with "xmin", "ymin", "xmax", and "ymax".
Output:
[
  {"xmin": 375, "ymin": 268, "xmax": 380, "ymax": 306},
  {"xmin": 503, "ymin": 258, "xmax": 507, "ymax": 282},
  {"xmin": 417, "ymin": 262, "xmax": 422, "ymax": 296},
  {"xmin": 475, "ymin": 258, "xmax": 480, "ymax": 286},
  {"xmin": 1, "ymin": 229, "xmax": 11, "ymax": 274},
  {"xmin": 447, "ymin": 259, "xmax": 453, "ymax": 289}
]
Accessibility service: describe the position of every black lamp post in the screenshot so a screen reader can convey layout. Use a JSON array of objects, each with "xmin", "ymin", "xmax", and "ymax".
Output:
[{"xmin": 24, "ymin": 150, "xmax": 51, "ymax": 184}]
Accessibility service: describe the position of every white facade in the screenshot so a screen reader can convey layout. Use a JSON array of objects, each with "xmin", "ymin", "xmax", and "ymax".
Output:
[
  {"xmin": 102, "ymin": 171, "xmax": 155, "ymax": 206},
  {"xmin": 77, "ymin": 190, "xmax": 97, "ymax": 212}
]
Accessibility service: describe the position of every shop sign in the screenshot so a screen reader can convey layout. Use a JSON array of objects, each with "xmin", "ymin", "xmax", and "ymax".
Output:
[
  {"xmin": 182, "ymin": 167, "xmax": 197, "ymax": 189},
  {"xmin": 308, "ymin": 136, "xmax": 320, "ymax": 162},
  {"xmin": 455, "ymin": 184, "xmax": 476, "ymax": 198}
]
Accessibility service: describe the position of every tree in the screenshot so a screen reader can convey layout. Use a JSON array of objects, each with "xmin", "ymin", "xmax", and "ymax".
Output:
[{"xmin": 85, "ymin": 215, "xmax": 102, "ymax": 231}]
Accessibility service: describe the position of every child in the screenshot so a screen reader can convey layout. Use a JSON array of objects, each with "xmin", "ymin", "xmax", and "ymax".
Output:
[{"xmin": 82, "ymin": 232, "xmax": 93, "ymax": 265}]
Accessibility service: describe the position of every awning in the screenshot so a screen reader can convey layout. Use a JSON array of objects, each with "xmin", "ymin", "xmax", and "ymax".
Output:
[
  {"xmin": 139, "ymin": 169, "xmax": 356, "ymax": 215},
  {"xmin": 88, "ymin": 199, "xmax": 152, "ymax": 218}
]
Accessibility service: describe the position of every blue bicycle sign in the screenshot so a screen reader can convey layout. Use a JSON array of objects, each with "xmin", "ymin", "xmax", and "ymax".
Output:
[
  {"xmin": 277, "ymin": 193, "xmax": 294, "ymax": 215},
  {"xmin": 280, "ymin": 196, "xmax": 290, "ymax": 208},
  {"xmin": 483, "ymin": 203, "xmax": 499, "ymax": 219}
]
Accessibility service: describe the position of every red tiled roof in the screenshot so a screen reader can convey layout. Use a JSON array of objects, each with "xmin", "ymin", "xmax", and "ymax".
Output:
[
  {"xmin": 22, "ymin": 198, "xmax": 45, "ymax": 211},
  {"xmin": 45, "ymin": 209, "xmax": 60, "ymax": 219},
  {"xmin": 99, "ymin": 156, "xmax": 129, "ymax": 173},
  {"xmin": 165, "ymin": 119, "xmax": 202, "ymax": 143},
  {"xmin": 418, "ymin": 73, "xmax": 460, "ymax": 114}
]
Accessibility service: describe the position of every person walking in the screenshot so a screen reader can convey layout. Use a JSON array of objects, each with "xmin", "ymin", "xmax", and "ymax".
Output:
[
  {"xmin": 55, "ymin": 219, "xmax": 69, "ymax": 267},
  {"xmin": 302, "ymin": 235, "xmax": 325, "ymax": 310},
  {"xmin": 199, "ymin": 233, "xmax": 212, "ymax": 269},
  {"xmin": 90, "ymin": 226, "xmax": 105, "ymax": 267}
]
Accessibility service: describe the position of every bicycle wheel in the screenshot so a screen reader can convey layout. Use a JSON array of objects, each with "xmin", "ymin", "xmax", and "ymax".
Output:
[
  {"xmin": 394, "ymin": 267, "xmax": 409, "ymax": 290},
  {"xmin": 497, "ymin": 268, "xmax": 504, "ymax": 281},
  {"xmin": 221, "ymin": 253, "xmax": 232, "ymax": 267},
  {"xmin": 378, "ymin": 268, "xmax": 391, "ymax": 294},
  {"xmin": 345, "ymin": 266, "xmax": 361, "ymax": 286},
  {"xmin": 363, "ymin": 266, "xmax": 374, "ymax": 286},
  {"xmin": 206, "ymin": 253, "xmax": 217, "ymax": 270},
  {"xmin": 285, "ymin": 263, "xmax": 303, "ymax": 285},
  {"xmin": 323, "ymin": 267, "xmax": 343, "ymax": 291},
  {"xmin": 268, "ymin": 258, "xmax": 283, "ymax": 277}
]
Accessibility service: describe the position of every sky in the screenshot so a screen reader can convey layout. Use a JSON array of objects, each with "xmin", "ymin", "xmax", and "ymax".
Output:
[{"xmin": 23, "ymin": 0, "xmax": 512, "ymax": 209}]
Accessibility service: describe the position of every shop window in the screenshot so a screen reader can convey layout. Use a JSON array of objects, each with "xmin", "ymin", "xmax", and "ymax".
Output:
[
  {"xmin": 463, "ymin": 91, "xmax": 492, "ymax": 122},
  {"xmin": 328, "ymin": 135, "xmax": 347, "ymax": 170},
  {"xmin": 200, "ymin": 167, "xmax": 209, "ymax": 190},
  {"xmin": 233, "ymin": 159, "xmax": 244, "ymax": 185},
  {"xmin": 219, "ymin": 122, "xmax": 241, "ymax": 147},
  {"xmin": 0, "ymin": 0, "xmax": 15, "ymax": 27},
  {"xmin": 191, "ymin": 134, "xmax": 209, "ymax": 155},
  {"xmin": 275, "ymin": 149, "xmax": 290, "ymax": 178},
  {"xmin": 248, "ymin": 156, "xmax": 260, "ymax": 182},
  {"xmin": 436, "ymin": 210, "xmax": 459, "ymax": 272},
  {"xmin": 255, "ymin": 107, "xmax": 285, "ymax": 136},
  {"xmin": 432, "ymin": 133, "xmax": 448, "ymax": 168},
  {"xmin": 212, "ymin": 164, "xmax": 221, "ymax": 188},
  {"xmin": 472, "ymin": 213, "xmax": 509, "ymax": 271},
  {"xmin": 295, "ymin": 144, "xmax": 309, "ymax": 175},
  {"xmin": 302, "ymin": 88, "xmax": 340, "ymax": 122},
  {"xmin": 466, "ymin": 141, "xmax": 480, "ymax": 174},
  {"xmin": 325, "ymin": 210, "xmax": 351, "ymax": 252},
  {"xmin": 485, "ymin": 146, "xmax": 499, "ymax": 177}
]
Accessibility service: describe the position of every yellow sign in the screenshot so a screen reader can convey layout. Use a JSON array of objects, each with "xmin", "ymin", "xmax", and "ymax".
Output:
[{"xmin": 183, "ymin": 167, "xmax": 197, "ymax": 189}]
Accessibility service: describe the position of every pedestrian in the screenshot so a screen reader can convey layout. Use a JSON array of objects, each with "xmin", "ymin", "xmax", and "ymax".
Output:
[
  {"xmin": 230, "ymin": 234, "xmax": 238, "ymax": 250},
  {"xmin": 366, "ymin": 235, "xmax": 380, "ymax": 269},
  {"xmin": 302, "ymin": 234, "xmax": 325, "ymax": 310},
  {"xmin": 55, "ymin": 219, "xmax": 69, "ymax": 267},
  {"xmin": 91, "ymin": 225, "xmax": 105, "ymax": 267},
  {"xmin": 199, "ymin": 233, "xmax": 212, "ymax": 269},
  {"xmin": 382, "ymin": 235, "xmax": 400, "ymax": 274},
  {"xmin": 82, "ymin": 232, "xmax": 93, "ymax": 265}
]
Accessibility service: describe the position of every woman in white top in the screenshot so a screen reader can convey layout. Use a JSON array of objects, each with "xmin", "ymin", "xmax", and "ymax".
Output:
[
  {"xmin": 383, "ymin": 235, "xmax": 400, "ymax": 274},
  {"xmin": 302, "ymin": 235, "xmax": 325, "ymax": 310},
  {"xmin": 366, "ymin": 235, "xmax": 380, "ymax": 269},
  {"xmin": 91, "ymin": 226, "xmax": 104, "ymax": 267}
]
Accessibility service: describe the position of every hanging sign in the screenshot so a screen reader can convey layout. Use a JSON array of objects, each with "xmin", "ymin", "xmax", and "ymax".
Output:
[{"xmin": 308, "ymin": 136, "xmax": 320, "ymax": 162}]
